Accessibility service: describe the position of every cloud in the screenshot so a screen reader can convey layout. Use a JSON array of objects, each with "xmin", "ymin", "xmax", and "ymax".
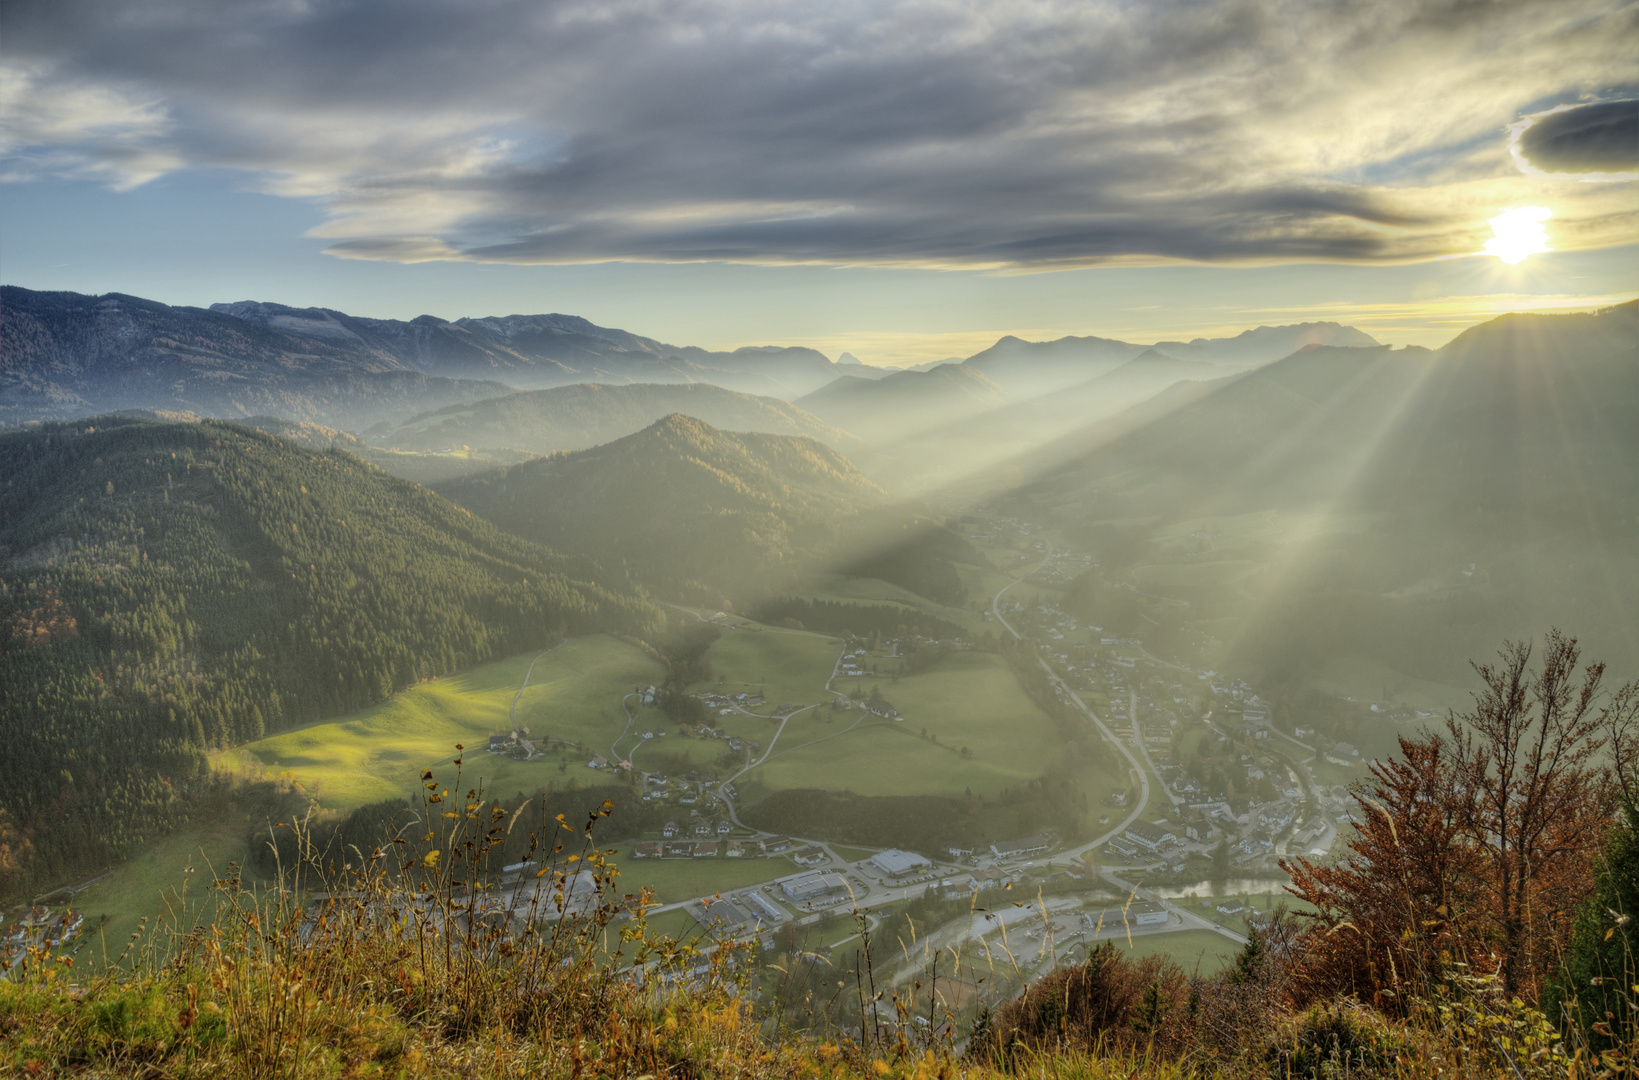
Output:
[
  {"xmin": 2, "ymin": 0, "xmax": 1635, "ymax": 267},
  {"xmin": 1512, "ymin": 100, "xmax": 1639, "ymax": 177}
]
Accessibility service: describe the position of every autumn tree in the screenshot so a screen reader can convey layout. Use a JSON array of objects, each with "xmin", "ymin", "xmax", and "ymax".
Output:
[
  {"xmin": 1283, "ymin": 733, "xmax": 1484, "ymax": 1009},
  {"xmin": 1445, "ymin": 629, "xmax": 1618, "ymax": 1000}
]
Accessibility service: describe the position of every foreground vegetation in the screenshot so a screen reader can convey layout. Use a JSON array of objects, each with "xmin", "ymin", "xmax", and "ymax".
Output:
[{"xmin": 3, "ymin": 632, "xmax": 1634, "ymax": 1078}]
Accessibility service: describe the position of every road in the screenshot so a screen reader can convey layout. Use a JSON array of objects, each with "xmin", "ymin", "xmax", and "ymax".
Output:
[
  {"xmin": 989, "ymin": 544, "xmax": 1154, "ymax": 867},
  {"xmin": 508, "ymin": 644, "xmax": 559, "ymax": 733},
  {"xmin": 708, "ymin": 646, "xmax": 868, "ymax": 829},
  {"xmin": 1129, "ymin": 688, "xmax": 1183, "ymax": 808}
]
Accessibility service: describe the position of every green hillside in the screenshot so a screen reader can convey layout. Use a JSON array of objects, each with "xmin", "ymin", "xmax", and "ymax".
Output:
[
  {"xmin": 438, "ymin": 414, "xmax": 888, "ymax": 598},
  {"xmin": 0, "ymin": 416, "xmax": 657, "ymax": 896}
]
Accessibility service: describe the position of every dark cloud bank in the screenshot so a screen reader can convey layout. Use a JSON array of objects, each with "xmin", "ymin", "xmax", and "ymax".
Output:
[
  {"xmin": 1519, "ymin": 100, "xmax": 1639, "ymax": 174},
  {"xmin": 2, "ymin": 0, "xmax": 1635, "ymax": 268}
]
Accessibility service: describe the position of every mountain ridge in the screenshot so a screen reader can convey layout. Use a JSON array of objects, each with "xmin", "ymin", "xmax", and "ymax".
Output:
[{"xmin": 437, "ymin": 414, "xmax": 888, "ymax": 598}]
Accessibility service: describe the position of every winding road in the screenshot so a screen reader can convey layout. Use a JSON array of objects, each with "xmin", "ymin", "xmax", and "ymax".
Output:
[{"xmin": 989, "ymin": 543, "xmax": 1156, "ymax": 866}]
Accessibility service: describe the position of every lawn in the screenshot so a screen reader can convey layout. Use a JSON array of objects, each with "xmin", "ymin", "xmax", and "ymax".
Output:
[
  {"xmin": 692, "ymin": 627, "xmax": 842, "ymax": 709},
  {"xmin": 750, "ymin": 650, "xmax": 1063, "ymax": 798},
  {"xmin": 605, "ymin": 849, "xmax": 793, "ymax": 905},
  {"xmin": 1113, "ymin": 928, "xmax": 1242, "ymax": 976},
  {"xmin": 237, "ymin": 636, "xmax": 666, "ymax": 811}
]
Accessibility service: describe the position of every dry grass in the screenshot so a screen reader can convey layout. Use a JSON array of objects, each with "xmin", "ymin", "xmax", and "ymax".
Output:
[{"xmin": 0, "ymin": 750, "xmax": 1632, "ymax": 1079}]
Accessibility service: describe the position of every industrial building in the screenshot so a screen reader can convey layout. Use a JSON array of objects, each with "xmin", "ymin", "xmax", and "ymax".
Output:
[
  {"xmin": 869, "ymin": 848, "xmax": 932, "ymax": 878},
  {"xmin": 779, "ymin": 870, "xmax": 852, "ymax": 905}
]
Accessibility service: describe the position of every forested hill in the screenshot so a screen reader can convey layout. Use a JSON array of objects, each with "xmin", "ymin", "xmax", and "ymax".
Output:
[
  {"xmin": 0, "ymin": 417, "xmax": 658, "ymax": 896},
  {"xmin": 439, "ymin": 414, "xmax": 887, "ymax": 599}
]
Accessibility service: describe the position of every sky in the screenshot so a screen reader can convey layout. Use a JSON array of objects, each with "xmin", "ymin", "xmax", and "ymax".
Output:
[{"xmin": 2, "ymin": 0, "xmax": 1635, "ymax": 366}]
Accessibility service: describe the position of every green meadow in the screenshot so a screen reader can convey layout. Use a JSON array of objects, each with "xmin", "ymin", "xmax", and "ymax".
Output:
[
  {"xmin": 237, "ymin": 636, "xmax": 666, "ymax": 810},
  {"xmin": 692, "ymin": 627, "xmax": 842, "ymax": 708},
  {"xmin": 1112, "ymin": 928, "xmax": 1241, "ymax": 976},
  {"xmin": 605, "ymin": 848, "xmax": 794, "ymax": 905},
  {"xmin": 54, "ymin": 786, "xmax": 283, "ymax": 973},
  {"xmin": 750, "ymin": 650, "xmax": 1062, "ymax": 797}
]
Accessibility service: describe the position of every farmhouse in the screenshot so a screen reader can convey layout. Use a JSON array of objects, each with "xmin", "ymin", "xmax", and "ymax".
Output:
[{"xmin": 791, "ymin": 846, "xmax": 827, "ymax": 867}]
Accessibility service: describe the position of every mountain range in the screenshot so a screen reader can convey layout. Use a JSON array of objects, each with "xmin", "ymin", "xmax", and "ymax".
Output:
[
  {"xmin": 3, "ymin": 285, "xmax": 1386, "ymax": 479},
  {"xmin": 1011, "ymin": 300, "xmax": 1639, "ymax": 690}
]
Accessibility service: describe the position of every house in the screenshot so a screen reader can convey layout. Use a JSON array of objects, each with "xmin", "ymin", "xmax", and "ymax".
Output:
[
  {"xmin": 791, "ymin": 846, "xmax": 827, "ymax": 867},
  {"xmin": 488, "ymin": 734, "xmax": 509, "ymax": 753},
  {"xmin": 1123, "ymin": 821, "xmax": 1177, "ymax": 851},
  {"xmin": 761, "ymin": 836, "xmax": 794, "ymax": 854},
  {"xmin": 947, "ymin": 846, "xmax": 974, "ymax": 859},
  {"xmin": 632, "ymin": 841, "xmax": 663, "ymax": 859},
  {"xmin": 717, "ymin": 820, "xmax": 733, "ymax": 835},
  {"xmin": 694, "ymin": 821, "xmax": 714, "ymax": 838},
  {"xmin": 725, "ymin": 840, "xmax": 744, "ymax": 858},
  {"xmin": 662, "ymin": 821, "xmax": 680, "ymax": 838},
  {"xmin": 977, "ymin": 866, "xmax": 1030, "ymax": 890},
  {"xmin": 869, "ymin": 849, "xmax": 932, "ymax": 878},
  {"xmin": 990, "ymin": 835, "xmax": 1050, "ymax": 860},
  {"xmin": 693, "ymin": 841, "xmax": 718, "ymax": 858}
]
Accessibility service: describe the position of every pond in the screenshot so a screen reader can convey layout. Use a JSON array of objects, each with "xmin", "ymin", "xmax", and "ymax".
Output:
[{"xmin": 1146, "ymin": 877, "xmax": 1291, "ymax": 900}]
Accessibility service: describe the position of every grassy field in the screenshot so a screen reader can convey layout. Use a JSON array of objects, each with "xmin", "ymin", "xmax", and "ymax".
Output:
[
  {"xmin": 605, "ymin": 849, "xmax": 793, "ymax": 905},
  {"xmin": 56, "ymin": 786, "xmax": 287, "ymax": 972},
  {"xmin": 751, "ymin": 650, "xmax": 1063, "ymax": 798},
  {"xmin": 237, "ymin": 636, "xmax": 666, "ymax": 810},
  {"xmin": 1114, "ymin": 928, "xmax": 1241, "ymax": 976},
  {"xmin": 692, "ymin": 627, "xmax": 842, "ymax": 709}
]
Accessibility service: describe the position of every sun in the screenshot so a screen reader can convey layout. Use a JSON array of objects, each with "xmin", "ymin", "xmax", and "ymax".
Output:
[{"xmin": 1483, "ymin": 206, "xmax": 1552, "ymax": 264}]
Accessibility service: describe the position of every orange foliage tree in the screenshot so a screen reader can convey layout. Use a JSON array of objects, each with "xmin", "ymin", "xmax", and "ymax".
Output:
[{"xmin": 1284, "ymin": 630, "xmax": 1629, "ymax": 1008}]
